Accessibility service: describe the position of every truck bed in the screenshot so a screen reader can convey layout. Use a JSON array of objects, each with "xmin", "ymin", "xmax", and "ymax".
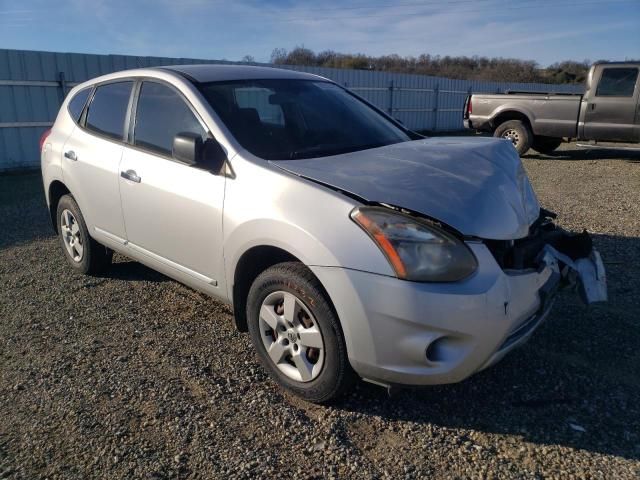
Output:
[{"xmin": 466, "ymin": 93, "xmax": 582, "ymax": 138}]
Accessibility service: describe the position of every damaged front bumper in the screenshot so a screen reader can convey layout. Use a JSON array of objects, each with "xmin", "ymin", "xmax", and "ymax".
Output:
[
  {"xmin": 538, "ymin": 245, "xmax": 607, "ymax": 304},
  {"xmin": 479, "ymin": 216, "xmax": 607, "ymax": 371},
  {"xmin": 486, "ymin": 212, "xmax": 607, "ymax": 305},
  {"xmin": 310, "ymin": 215, "xmax": 607, "ymax": 388},
  {"xmin": 479, "ymin": 240, "xmax": 606, "ymax": 372}
]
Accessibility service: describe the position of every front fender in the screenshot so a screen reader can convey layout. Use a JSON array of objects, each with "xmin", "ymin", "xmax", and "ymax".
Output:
[
  {"xmin": 222, "ymin": 156, "xmax": 394, "ymax": 299},
  {"xmin": 224, "ymin": 218, "xmax": 339, "ymax": 294}
]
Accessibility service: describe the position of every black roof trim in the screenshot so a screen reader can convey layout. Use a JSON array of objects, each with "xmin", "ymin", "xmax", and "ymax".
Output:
[
  {"xmin": 154, "ymin": 64, "xmax": 324, "ymax": 83},
  {"xmin": 156, "ymin": 66, "xmax": 200, "ymax": 84}
]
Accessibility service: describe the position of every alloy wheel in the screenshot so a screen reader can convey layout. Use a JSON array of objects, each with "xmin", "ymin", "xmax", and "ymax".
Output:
[
  {"xmin": 60, "ymin": 209, "xmax": 84, "ymax": 262},
  {"xmin": 258, "ymin": 290, "xmax": 325, "ymax": 382}
]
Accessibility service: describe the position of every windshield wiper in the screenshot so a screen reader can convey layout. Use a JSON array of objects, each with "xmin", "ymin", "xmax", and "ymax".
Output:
[{"xmin": 288, "ymin": 144, "xmax": 340, "ymax": 159}]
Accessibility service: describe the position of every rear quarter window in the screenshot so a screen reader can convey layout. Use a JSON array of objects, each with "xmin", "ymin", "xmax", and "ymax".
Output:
[
  {"xmin": 67, "ymin": 88, "xmax": 91, "ymax": 123},
  {"xmin": 85, "ymin": 81, "xmax": 134, "ymax": 140}
]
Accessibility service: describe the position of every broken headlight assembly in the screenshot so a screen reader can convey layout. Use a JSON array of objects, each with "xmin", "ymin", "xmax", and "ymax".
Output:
[{"xmin": 350, "ymin": 206, "xmax": 477, "ymax": 282}]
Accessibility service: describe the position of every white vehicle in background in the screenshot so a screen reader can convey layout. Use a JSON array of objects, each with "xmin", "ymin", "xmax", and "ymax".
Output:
[{"xmin": 41, "ymin": 65, "xmax": 606, "ymax": 403}]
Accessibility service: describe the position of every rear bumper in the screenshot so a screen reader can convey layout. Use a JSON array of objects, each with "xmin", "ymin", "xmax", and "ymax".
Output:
[
  {"xmin": 311, "ymin": 243, "xmax": 562, "ymax": 386},
  {"xmin": 465, "ymin": 115, "xmax": 492, "ymax": 132}
]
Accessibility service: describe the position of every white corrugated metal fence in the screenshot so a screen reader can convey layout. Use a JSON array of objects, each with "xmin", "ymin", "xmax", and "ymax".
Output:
[{"xmin": 0, "ymin": 48, "xmax": 582, "ymax": 171}]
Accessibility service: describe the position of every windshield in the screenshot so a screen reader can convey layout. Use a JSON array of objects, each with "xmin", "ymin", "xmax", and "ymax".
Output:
[{"xmin": 197, "ymin": 79, "xmax": 411, "ymax": 160}]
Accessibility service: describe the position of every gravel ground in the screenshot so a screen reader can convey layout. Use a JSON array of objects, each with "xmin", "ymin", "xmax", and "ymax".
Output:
[{"xmin": 1, "ymin": 143, "xmax": 639, "ymax": 479}]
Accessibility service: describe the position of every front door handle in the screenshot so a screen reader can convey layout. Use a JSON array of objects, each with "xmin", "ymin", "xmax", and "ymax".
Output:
[
  {"xmin": 590, "ymin": 103, "xmax": 596, "ymax": 110},
  {"xmin": 120, "ymin": 169, "xmax": 141, "ymax": 183},
  {"xmin": 64, "ymin": 150, "xmax": 77, "ymax": 161}
]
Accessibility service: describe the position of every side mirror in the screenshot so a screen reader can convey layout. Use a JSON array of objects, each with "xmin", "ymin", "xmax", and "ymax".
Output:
[
  {"xmin": 172, "ymin": 133, "xmax": 227, "ymax": 174},
  {"xmin": 172, "ymin": 132, "xmax": 202, "ymax": 166},
  {"xmin": 200, "ymin": 137, "xmax": 227, "ymax": 174}
]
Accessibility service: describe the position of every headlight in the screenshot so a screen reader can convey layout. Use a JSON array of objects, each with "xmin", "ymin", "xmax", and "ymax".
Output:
[{"xmin": 350, "ymin": 206, "xmax": 477, "ymax": 282}]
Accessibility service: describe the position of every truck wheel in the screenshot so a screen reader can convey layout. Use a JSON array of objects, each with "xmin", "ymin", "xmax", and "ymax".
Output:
[
  {"xmin": 532, "ymin": 136, "xmax": 562, "ymax": 155},
  {"xmin": 494, "ymin": 120, "xmax": 532, "ymax": 156},
  {"xmin": 56, "ymin": 194, "xmax": 113, "ymax": 275},
  {"xmin": 247, "ymin": 262, "xmax": 355, "ymax": 403}
]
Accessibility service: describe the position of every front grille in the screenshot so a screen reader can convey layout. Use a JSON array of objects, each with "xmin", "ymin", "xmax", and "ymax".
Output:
[{"xmin": 484, "ymin": 219, "xmax": 592, "ymax": 270}]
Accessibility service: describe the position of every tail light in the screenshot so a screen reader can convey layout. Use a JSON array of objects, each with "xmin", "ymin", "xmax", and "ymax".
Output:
[{"xmin": 39, "ymin": 128, "xmax": 52, "ymax": 152}]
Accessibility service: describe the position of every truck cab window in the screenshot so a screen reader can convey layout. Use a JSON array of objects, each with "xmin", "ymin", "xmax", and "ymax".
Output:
[{"xmin": 596, "ymin": 68, "xmax": 638, "ymax": 97}]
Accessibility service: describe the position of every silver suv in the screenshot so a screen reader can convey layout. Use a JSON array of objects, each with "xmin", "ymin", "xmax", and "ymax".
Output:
[{"xmin": 41, "ymin": 65, "xmax": 606, "ymax": 402}]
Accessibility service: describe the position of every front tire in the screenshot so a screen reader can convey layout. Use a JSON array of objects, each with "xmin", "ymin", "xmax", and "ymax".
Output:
[
  {"xmin": 247, "ymin": 262, "xmax": 355, "ymax": 403},
  {"xmin": 494, "ymin": 120, "xmax": 533, "ymax": 156},
  {"xmin": 56, "ymin": 194, "xmax": 112, "ymax": 275}
]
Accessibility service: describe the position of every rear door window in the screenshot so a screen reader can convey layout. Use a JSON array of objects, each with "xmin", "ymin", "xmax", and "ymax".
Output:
[
  {"xmin": 85, "ymin": 81, "xmax": 133, "ymax": 140},
  {"xmin": 133, "ymin": 81, "xmax": 206, "ymax": 157},
  {"xmin": 596, "ymin": 68, "xmax": 638, "ymax": 97},
  {"xmin": 67, "ymin": 87, "xmax": 91, "ymax": 123}
]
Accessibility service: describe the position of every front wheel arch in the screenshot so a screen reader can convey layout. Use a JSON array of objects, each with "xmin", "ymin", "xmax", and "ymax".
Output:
[
  {"xmin": 231, "ymin": 246, "xmax": 346, "ymax": 340},
  {"xmin": 232, "ymin": 246, "xmax": 300, "ymax": 332}
]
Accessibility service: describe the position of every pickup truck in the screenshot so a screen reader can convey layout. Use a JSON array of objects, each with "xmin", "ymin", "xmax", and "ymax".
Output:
[{"xmin": 463, "ymin": 62, "xmax": 640, "ymax": 155}]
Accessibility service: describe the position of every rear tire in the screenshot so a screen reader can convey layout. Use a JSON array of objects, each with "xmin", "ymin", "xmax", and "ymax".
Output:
[
  {"xmin": 247, "ymin": 262, "xmax": 355, "ymax": 403},
  {"xmin": 56, "ymin": 194, "xmax": 112, "ymax": 275},
  {"xmin": 494, "ymin": 120, "xmax": 533, "ymax": 156},
  {"xmin": 532, "ymin": 136, "xmax": 562, "ymax": 154}
]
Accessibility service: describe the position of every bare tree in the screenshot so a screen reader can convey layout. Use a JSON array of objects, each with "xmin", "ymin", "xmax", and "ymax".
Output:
[{"xmin": 268, "ymin": 47, "xmax": 604, "ymax": 84}]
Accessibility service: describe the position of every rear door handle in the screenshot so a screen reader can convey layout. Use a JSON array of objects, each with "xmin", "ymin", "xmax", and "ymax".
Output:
[
  {"xmin": 120, "ymin": 169, "xmax": 141, "ymax": 183},
  {"xmin": 64, "ymin": 150, "xmax": 77, "ymax": 161},
  {"xmin": 590, "ymin": 103, "xmax": 596, "ymax": 110}
]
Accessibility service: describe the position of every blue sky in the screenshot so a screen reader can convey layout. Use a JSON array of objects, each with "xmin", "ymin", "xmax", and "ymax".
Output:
[{"xmin": 0, "ymin": 0, "xmax": 638, "ymax": 66}]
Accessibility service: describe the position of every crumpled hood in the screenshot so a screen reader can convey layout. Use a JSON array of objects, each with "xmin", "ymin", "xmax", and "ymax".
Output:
[{"xmin": 271, "ymin": 137, "xmax": 540, "ymax": 240}]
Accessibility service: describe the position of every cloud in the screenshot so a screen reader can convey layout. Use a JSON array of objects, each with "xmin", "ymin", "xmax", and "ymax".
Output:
[
  {"xmin": 479, "ymin": 20, "xmax": 637, "ymax": 50},
  {"xmin": 221, "ymin": 0, "xmax": 638, "ymax": 64},
  {"xmin": 2, "ymin": 0, "xmax": 636, "ymax": 65}
]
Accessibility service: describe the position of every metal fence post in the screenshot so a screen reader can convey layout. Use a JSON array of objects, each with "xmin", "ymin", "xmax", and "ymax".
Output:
[
  {"xmin": 388, "ymin": 80, "xmax": 394, "ymax": 116},
  {"xmin": 58, "ymin": 71, "xmax": 68, "ymax": 101},
  {"xmin": 433, "ymin": 83, "xmax": 439, "ymax": 132}
]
